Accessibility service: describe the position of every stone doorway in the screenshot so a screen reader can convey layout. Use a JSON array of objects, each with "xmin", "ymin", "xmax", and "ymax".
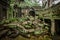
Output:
[{"xmin": 55, "ymin": 19, "xmax": 60, "ymax": 35}]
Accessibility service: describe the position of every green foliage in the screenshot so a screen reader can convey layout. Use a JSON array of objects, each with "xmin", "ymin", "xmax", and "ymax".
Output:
[
  {"xmin": 0, "ymin": 18, "xmax": 18, "ymax": 24},
  {"xmin": 8, "ymin": 25, "xmax": 18, "ymax": 28},
  {"xmin": 34, "ymin": 29, "xmax": 44, "ymax": 35},
  {"xmin": 17, "ymin": 17, "xmax": 28, "ymax": 22},
  {"xmin": 10, "ymin": 0, "xmax": 15, "ymax": 4},
  {"xmin": 25, "ymin": 0, "xmax": 39, "ymax": 6}
]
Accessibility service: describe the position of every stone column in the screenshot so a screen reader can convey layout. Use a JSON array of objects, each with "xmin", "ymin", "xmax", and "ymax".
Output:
[{"xmin": 51, "ymin": 19, "xmax": 55, "ymax": 35}]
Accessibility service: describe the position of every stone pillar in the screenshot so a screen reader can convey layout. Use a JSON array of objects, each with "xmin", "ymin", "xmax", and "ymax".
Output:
[
  {"xmin": 7, "ymin": 7, "xmax": 10, "ymax": 19},
  {"xmin": 51, "ymin": 19, "xmax": 55, "ymax": 35}
]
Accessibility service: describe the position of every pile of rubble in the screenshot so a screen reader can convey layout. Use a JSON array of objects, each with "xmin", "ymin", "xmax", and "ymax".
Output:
[{"xmin": 0, "ymin": 9, "xmax": 50, "ymax": 39}]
